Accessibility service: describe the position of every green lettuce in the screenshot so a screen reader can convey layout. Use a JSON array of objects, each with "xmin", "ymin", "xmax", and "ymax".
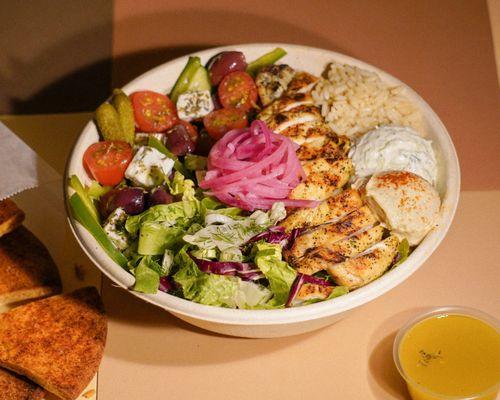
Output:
[
  {"xmin": 133, "ymin": 257, "xmax": 161, "ymax": 294},
  {"xmin": 125, "ymin": 200, "xmax": 199, "ymax": 235},
  {"xmin": 253, "ymin": 242, "xmax": 297, "ymax": 306},
  {"xmin": 168, "ymin": 171, "xmax": 196, "ymax": 200},
  {"xmin": 173, "ymin": 247, "xmax": 271, "ymax": 308},
  {"xmin": 137, "ymin": 222, "xmax": 184, "ymax": 255}
]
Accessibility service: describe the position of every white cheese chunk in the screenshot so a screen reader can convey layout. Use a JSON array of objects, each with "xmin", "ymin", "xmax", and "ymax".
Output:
[
  {"xmin": 125, "ymin": 146, "xmax": 174, "ymax": 188},
  {"xmin": 103, "ymin": 207, "xmax": 130, "ymax": 251},
  {"xmin": 177, "ymin": 90, "xmax": 214, "ymax": 121}
]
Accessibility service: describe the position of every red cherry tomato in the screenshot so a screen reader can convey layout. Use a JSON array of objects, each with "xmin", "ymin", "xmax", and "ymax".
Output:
[
  {"xmin": 83, "ymin": 141, "xmax": 132, "ymax": 186},
  {"xmin": 218, "ymin": 71, "xmax": 258, "ymax": 112},
  {"xmin": 130, "ymin": 90, "xmax": 178, "ymax": 132},
  {"xmin": 203, "ymin": 108, "xmax": 248, "ymax": 140},
  {"xmin": 175, "ymin": 120, "xmax": 198, "ymax": 143}
]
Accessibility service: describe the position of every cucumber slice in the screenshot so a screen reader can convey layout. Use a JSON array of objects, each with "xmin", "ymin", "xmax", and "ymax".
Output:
[
  {"xmin": 186, "ymin": 66, "xmax": 211, "ymax": 92},
  {"xmin": 246, "ymin": 47, "xmax": 287, "ymax": 77},
  {"xmin": 169, "ymin": 56, "xmax": 202, "ymax": 103}
]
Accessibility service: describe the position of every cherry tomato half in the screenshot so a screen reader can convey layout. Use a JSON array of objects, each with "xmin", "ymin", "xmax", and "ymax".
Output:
[
  {"xmin": 83, "ymin": 141, "xmax": 132, "ymax": 186},
  {"xmin": 203, "ymin": 108, "xmax": 248, "ymax": 140},
  {"xmin": 130, "ymin": 90, "xmax": 178, "ymax": 132},
  {"xmin": 218, "ymin": 71, "xmax": 258, "ymax": 112}
]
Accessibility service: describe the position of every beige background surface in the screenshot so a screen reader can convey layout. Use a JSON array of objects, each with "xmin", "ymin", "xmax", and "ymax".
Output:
[{"xmin": 1, "ymin": 0, "xmax": 499, "ymax": 399}]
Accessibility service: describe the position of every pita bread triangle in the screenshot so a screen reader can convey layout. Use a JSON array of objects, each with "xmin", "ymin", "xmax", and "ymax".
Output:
[
  {"xmin": 0, "ymin": 199, "xmax": 24, "ymax": 238},
  {"xmin": 0, "ymin": 226, "xmax": 61, "ymax": 305},
  {"xmin": 0, "ymin": 287, "xmax": 106, "ymax": 400},
  {"xmin": 0, "ymin": 367, "xmax": 45, "ymax": 400}
]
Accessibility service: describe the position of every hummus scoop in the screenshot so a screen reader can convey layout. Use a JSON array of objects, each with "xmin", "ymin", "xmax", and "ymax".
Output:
[{"xmin": 364, "ymin": 171, "xmax": 441, "ymax": 246}]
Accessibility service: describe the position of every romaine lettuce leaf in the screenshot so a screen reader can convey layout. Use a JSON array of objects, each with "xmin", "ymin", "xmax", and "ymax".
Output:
[
  {"xmin": 133, "ymin": 257, "xmax": 161, "ymax": 294},
  {"xmin": 173, "ymin": 247, "xmax": 271, "ymax": 308},
  {"xmin": 125, "ymin": 200, "xmax": 199, "ymax": 235},
  {"xmin": 137, "ymin": 222, "xmax": 184, "ymax": 255},
  {"xmin": 168, "ymin": 171, "xmax": 196, "ymax": 201},
  {"xmin": 253, "ymin": 242, "xmax": 297, "ymax": 307}
]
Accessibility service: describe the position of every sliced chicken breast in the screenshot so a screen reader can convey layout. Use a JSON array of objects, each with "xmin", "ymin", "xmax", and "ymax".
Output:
[
  {"xmin": 289, "ymin": 156, "xmax": 353, "ymax": 200},
  {"xmin": 255, "ymin": 64, "xmax": 295, "ymax": 106},
  {"xmin": 287, "ymin": 205, "xmax": 378, "ymax": 259},
  {"xmin": 286, "ymin": 71, "xmax": 319, "ymax": 95},
  {"xmin": 293, "ymin": 225, "xmax": 385, "ymax": 275},
  {"xmin": 294, "ymin": 283, "xmax": 334, "ymax": 303},
  {"xmin": 281, "ymin": 188, "xmax": 363, "ymax": 232},
  {"xmin": 296, "ymin": 135, "xmax": 350, "ymax": 161},
  {"xmin": 258, "ymin": 93, "xmax": 315, "ymax": 122},
  {"xmin": 327, "ymin": 235, "xmax": 399, "ymax": 289}
]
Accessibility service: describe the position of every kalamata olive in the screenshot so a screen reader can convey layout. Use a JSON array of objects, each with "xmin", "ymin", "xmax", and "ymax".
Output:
[
  {"xmin": 166, "ymin": 124, "xmax": 195, "ymax": 156},
  {"xmin": 195, "ymin": 129, "xmax": 216, "ymax": 156},
  {"xmin": 99, "ymin": 187, "xmax": 145, "ymax": 218},
  {"xmin": 207, "ymin": 51, "xmax": 247, "ymax": 86},
  {"xmin": 149, "ymin": 187, "xmax": 173, "ymax": 206}
]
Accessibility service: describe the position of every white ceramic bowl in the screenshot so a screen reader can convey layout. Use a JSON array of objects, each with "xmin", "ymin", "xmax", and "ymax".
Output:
[{"xmin": 65, "ymin": 43, "xmax": 460, "ymax": 338}]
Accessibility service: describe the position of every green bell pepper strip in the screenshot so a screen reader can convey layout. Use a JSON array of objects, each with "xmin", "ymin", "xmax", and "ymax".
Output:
[
  {"xmin": 169, "ymin": 56, "xmax": 202, "ymax": 103},
  {"xmin": 69, "ymin": 192, "xmax": 128, "ymax": 268},
  {"xmin": 246, "ymin": 47, "xmax": 287, "ymax": 77},
  {"xmin": 147, "ymin": 136, "xmax": 189, "ymax": 177},
  {"xmin": 69, "ymin": 175, "xmax": 100, "ymax": 222}
]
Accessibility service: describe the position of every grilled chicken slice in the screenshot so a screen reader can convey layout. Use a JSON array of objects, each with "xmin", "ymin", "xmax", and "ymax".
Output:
[
  {"xmin": 296, "ymin": 135, "xmax": 350, "ymax": 161},
  {"xmin": 261, "ymin": 104, "xmax": 323, "ymax": 133},
  {"xmin": 293, "ymin": 225, "xmax": 385, "ymax": 275},
  {"xmin": 294, "ymin": 283, "xmax": 334, "ymax": 304},
  {"xmin": 281, "ymin": 188, "xmax": 363, "ymax": 232},
  {"xmin": 258, "ymin": 92, "xmax": 314, "ymax": 121},
  {"xmin": 286, "ymin": 71, "xmax": 319, "ymax": 95},
  {"xmin": 255, "ymin": 64, "xmax": 295, "ymax": 106},
  {"xmin": 289, "ymin": 156, "xmax": 353, "ymax": 200},
  {"xmin": 287, "ymin": 205, "xmax": 378, "ymax": 260},
  {"xmin": 327, "ymin": 235, "xmax": 399, "ymax": 289}
]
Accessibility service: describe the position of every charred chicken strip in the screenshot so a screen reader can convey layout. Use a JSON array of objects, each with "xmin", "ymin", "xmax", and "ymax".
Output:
[
  {"xmin": 327, "ymin": 235, "xmax": 399, "ymax": 289},
  {"xmin": 280, "ymin": 188, "xmax": 363, "ymax": 232},
  {"xmin": 286, "ymin": 205, "xmax": 378, "ymax": 260}
]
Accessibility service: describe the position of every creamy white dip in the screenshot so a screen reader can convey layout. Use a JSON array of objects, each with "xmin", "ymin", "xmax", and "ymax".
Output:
[{"xmin": 348, "ymin": 125, "xmax": 437, "ymax": 185}]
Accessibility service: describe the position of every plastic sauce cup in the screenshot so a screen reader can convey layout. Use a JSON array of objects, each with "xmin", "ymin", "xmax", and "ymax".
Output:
[{"xmin": 393, "ymin": 306, "xmax": 500, "ymax": 400}]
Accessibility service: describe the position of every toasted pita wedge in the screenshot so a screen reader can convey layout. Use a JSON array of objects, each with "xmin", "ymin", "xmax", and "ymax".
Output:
[
  {"xmin": 0, "ymin": 199, "xmax": 24, "ymax": 238},
  {"xmin": 0, "ymin": 287, "xmax": 107, "ymax": 400},
  {"xmin": 0, "ymin": 368, "xmax": 45, "ymax": 400},
  {"xmin": 0, "ymin": 226, "xmax": 61, "ymax": 305}
]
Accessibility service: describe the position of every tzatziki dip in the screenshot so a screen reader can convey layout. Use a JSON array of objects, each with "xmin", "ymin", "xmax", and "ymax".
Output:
[{"xmin": 349, "ymin": 125, "xmax": 437, "ymax": 185}]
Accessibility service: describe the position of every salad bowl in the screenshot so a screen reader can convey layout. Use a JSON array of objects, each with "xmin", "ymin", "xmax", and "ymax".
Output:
[{"xmin": 65, "ymin": 43, "xmax": 460, "ymax": 338}]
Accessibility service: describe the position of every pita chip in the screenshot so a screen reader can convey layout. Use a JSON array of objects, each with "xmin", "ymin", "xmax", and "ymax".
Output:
[
  {"xmin": 0, "ymin": 200, "xmax": 24, "ymax": 238},
  {"xmin": 0, "ymin": 287, "xmax": 107, "ymax": 400},
  {"xmin": 0, "ymin": 226, "xmax": 61, "ymax": 305},
  {"xmin": 0, "ymin": 368, "xmax": 45, "ymax": 400}
]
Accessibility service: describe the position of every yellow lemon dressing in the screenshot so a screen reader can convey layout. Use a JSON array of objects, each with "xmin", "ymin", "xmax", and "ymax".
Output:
[{"xmin": 396, "ymin": 312, "xmax": 500, "ymax": 400}]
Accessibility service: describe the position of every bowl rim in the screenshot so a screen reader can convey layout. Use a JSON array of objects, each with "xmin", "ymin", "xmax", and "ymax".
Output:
[
  {"xmin": 392, "ymin": 306, "xmax": 500, "ymax": 399},
  {"xmin": 64, "ymin": 42, "xmax": 461, "ymax": 325}
]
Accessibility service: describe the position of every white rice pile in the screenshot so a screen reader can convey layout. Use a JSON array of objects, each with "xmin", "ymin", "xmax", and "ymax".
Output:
[{"xmin": 312, "ymin": 62, "xmax": 423, "ymax": 139}]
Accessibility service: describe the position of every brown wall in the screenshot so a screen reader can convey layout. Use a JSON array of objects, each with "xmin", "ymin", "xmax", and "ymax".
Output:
[{"xmin": 0, "ymin": 0, "xmax": 113, "ymax": 114}]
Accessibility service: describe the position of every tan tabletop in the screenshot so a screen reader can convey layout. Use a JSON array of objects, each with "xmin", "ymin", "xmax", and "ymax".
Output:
[{"xmin": 2, "ymin": 1, "xmax": 500, "ymax": 399}]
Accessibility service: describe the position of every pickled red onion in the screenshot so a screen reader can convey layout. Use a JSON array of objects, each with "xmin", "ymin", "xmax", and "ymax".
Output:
[{"xmin": 200, "ymin": 120, "xmax": 319, "ymax": 211}]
